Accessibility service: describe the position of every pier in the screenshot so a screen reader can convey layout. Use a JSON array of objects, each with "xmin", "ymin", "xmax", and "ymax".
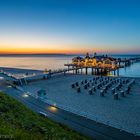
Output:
[
  {"xmin": 117, "ymin": 57, "xmax": 140, "ymax": 67},
  {"xmin": 64, "ymin": 54, "xmax": 140, "ymax": 76},
  {"xmin": 64, "ymin": 64, "xmax": 119, "ymax": 76}
]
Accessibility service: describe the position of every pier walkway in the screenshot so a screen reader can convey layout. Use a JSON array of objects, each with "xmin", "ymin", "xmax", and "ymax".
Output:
[{"xmin": 117, "ymin": 57, "xmax": 140, "ymax": 67}]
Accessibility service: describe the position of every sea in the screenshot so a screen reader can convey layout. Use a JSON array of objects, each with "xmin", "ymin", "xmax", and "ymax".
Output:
[{"xmin": 0, "ymin": 54, "xmax": 140, "ymax": 77}]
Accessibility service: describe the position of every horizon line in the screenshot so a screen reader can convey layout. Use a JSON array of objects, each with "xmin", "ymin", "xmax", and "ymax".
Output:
[{"xmin": 0, "ymin": 53, "xmax": 140, "ymax": 56}]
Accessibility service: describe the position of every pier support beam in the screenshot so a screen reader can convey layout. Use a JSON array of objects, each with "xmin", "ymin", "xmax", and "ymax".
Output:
[
  {"xmin": 117, "ymin": 69, "xmax": 119, "ymax": 76},
  {"xmin": 81, "ymin": 68, "xmax": 83, "ymax": 74},
  {"xmin": 119, "ymin": 61, "xmax": 121, "ymax": 67},
  {"xmin": 104, "ymin": 69, "xmax": 107, "ymax": 75},
  {"xmin": 101, "ymin": 69, "xmax": 103, "ymax": 74},
  {"xmin": 75, "ymin": 66, "xmax": 79, "ymax": 74},
  {"xmin": 114, "ymin": 70, "xmax": 116, "ymax": 75},
  {"xmin": 95, "ymin": 68, "xmax": 97, "ymax": 75},
  {"xmin": 75, "ymin": 68, "xmax": 77, "ymax": 74},
  {"xmin": 91, "ymin": 67, "xmax": 94, "ymax": 75},
  {"xmin": 68, "ymin": 66, "xmax": 70, "ymax": 73},
  {"xmin": 85, "ymin": 67, "xmax": 88, "ymax": 75},
  {"xmin": 97, "ymin": 69, "xmax": 99, "ymax": 75},
  {"xmin": 48, "ymin": 70, "xmax": 52, "ymax": 78}
]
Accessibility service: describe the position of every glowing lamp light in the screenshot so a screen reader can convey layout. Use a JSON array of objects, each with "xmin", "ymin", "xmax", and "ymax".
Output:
[
  {"xmin": 22, "ymin": 93, "xmax": 29, "ymax": 98},
  {"xmin": 0, "ymin": 77, "xmax": 4, "ymax": 80},
  {"xmin": 48, "ymin": 106, "xmax": 57, "ymax": 112}
]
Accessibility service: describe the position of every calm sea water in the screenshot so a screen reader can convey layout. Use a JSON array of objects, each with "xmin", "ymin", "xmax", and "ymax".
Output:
[{"xmin": 0, "ymin": 54, "xmax": 140, "ymax": 77}]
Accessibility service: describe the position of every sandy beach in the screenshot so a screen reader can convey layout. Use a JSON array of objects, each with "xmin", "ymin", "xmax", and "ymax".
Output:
[
  {"xmin": 0, "ymin": 67, "xmax": 140, "ymax": 135},
  {"xmin": 20, "ymin": 74, "xmax": 140, "ymax": 136}
]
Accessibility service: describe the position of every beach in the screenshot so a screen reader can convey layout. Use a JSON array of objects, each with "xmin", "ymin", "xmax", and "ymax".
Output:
[
  {"xmin": 0, "ymin": 66, "xmax": 140, "ymax": 136},
  {"xmin": 20, "ymin": 74, "xmax": 140, "ymax": 136}
]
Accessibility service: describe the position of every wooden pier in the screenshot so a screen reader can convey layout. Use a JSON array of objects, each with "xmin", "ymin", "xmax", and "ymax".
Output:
[
  {"xmin": 63, "ymin": 64, "xmax": 119, "ymax": 76},
  {"xmin": 117, "ymin": 57, "xmax": 140, "ymax": 67},
  {"xmin": 63, "ymin": 56, "xmax": 140, "ymax": 76}
]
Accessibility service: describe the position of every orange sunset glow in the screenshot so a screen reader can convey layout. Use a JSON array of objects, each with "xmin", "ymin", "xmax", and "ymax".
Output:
[
  {"xmin": 0, "ymin": 46, "xmax": 96, "ymax": 54},
  {"xmin": 0, "ymin": 44, "xmax": 139, "ymax": 54},
  {"xmin": 0, "ymin": 0, "xmax": 140, "ymax": 55}
]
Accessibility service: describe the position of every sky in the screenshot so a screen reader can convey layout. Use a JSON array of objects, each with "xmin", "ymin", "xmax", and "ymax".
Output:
[{"xmin": 0, "ymin": 0, "xmax": 140, "ymax": 54}]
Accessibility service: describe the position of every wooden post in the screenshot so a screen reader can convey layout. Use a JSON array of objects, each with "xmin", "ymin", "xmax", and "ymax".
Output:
[
  {"xmin": 95, "ymin": 68, "xmax": 97, "ymax": 75},
  {"xmin": 49, "ymin": 70, "xmax": 51, "ymax": 78},
  {"xmin": 86, "ymin": 67, "xmax": 88, "ymax": 75},
  {"xmin": 91, "ymin": 67, "xmax": 94, "ymax": 75},
  {"xmin": 68, "ymin": 66, "xmax": 69, "ymax": 74},
  {"xmin": 97, "ymin": 68, "xmax": 99, "ymax": 75},
  {"xmin": 72, "ymin": 66, "xmax": 74, "ymax": 74},
  {"xmin": 101, "ymin": 69, "xmax": 103, "ymax": 74},
  {"xmin": 114, "ymin": 70, "xmax": 116, "ymax": 75},
  {"xmin": 117, "ymin": 69, "xmax": 119, "ymax": 76},
  {"xmin": 76, "ymin": 67, "xmax": 78, "ymax": 74},
  {"xmin": 104, "ymin": 68, "xmax": 107, "ymax": 75},
  {"xmin": 119, "ymin": 61, "xmax": 121, "ymax": 67}
]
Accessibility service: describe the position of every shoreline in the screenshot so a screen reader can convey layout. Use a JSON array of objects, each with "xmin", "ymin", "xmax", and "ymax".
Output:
[{"xmin": 0, "ymin": 66, "xmax": 140, "ymax": 79}]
